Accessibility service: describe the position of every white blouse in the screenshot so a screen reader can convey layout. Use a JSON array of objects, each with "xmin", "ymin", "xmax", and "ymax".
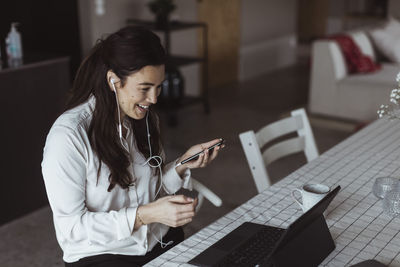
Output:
[{"xmin": 41, "ymin": 97, "xmax": 191, "ymax": 263}]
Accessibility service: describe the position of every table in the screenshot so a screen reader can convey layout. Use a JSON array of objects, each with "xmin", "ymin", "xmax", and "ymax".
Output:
[{"xmin": 146, "ymin": 118, "xmax": 400, "ymax": 266}]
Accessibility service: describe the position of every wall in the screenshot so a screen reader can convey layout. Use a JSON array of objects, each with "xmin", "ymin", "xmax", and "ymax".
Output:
[
  {"xmin": 389, "ymin": 0, "xmax": 400, "ymax": 19},
  {"xmin": 78, "ymin": 1, "xmax": 302, "ymax": 89},
  {"xmin": 239, "ymin": 0, "xmax": 298, "ymax": 81},
  {"xmin": 77, "ymin": 0, "xmax": 200, "ymax": 96}
]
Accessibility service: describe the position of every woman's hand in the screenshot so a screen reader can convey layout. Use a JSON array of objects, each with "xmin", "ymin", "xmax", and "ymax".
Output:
[
  {"xmin": 135, "ymin": 195, "xmax": 198, "ymax": 229},
  {"xmin": 175, "ymin": 138, "xmax": 224, "ymax": 176}
]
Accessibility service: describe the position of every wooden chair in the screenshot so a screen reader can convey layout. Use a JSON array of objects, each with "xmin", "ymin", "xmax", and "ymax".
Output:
[{"xmin": 239, "ymin": 108, "xmax": 319, "ymax": 193}]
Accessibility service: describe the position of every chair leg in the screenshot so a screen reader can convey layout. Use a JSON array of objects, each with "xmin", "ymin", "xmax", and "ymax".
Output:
[{"xmin": 196, "ymin": 194, "xmax": 204, "ymax": 213}]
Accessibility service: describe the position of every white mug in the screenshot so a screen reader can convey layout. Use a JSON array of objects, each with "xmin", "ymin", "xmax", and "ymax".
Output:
[{"xmin": 291, "ymin": 184, "xmax": 330, "ymax": 212}]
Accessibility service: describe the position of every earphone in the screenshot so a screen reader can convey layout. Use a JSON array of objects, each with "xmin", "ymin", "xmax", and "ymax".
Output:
[
  {"xmin": 110, "ymin": 76, "xmax": 171, "ymax": 248},
  {"xmin": 110, "ymin": 77, "xmax": 116, "ymax": 89}
]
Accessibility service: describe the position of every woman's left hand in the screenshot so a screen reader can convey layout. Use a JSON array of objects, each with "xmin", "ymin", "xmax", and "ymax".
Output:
[{"xmin": 175, "ymin": 138, "xmax": 224, "ymax": 176}]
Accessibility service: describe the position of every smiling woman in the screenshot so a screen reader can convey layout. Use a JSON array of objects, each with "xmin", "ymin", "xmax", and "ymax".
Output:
[
  {"xmin": 41, "ymin": 26, "xmax": 222, "ymax": 267},
  {"xmin": 107, "ymin": 65, "xmax": 165, "ymax": 121}
]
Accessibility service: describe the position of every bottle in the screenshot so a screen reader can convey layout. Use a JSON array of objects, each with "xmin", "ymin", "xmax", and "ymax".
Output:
[{"xmin": 5, "ymin": 22, "xmax": 23, "ymax": 67}]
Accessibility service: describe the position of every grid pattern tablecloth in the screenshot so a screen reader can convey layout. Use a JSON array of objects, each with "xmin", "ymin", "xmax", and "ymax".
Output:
[{"xmin": 146, "ymin": 119, "xmax": 400, "ymax": 267}]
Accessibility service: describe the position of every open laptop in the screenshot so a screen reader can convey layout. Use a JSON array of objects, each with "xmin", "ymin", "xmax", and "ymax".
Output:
[{"xmin": 189, "ymin": 185, "xmax": 341, "ymax": 267}]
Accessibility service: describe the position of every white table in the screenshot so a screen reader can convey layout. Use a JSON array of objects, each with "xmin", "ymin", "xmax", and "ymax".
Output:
[{"xmin": 146, "ymin": 118, "xmax": 400, "ymax": 266}]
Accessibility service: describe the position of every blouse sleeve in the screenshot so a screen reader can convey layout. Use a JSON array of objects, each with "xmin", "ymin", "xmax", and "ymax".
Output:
[{"xmin": 41, "ymin": 125, "xmax": 146, "ymax": 245}]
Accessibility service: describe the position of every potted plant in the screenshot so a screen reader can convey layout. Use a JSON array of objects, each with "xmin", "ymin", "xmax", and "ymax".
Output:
[{"xmin": 147, "ymin": 0, "xmax": 176, "ymax": 30}]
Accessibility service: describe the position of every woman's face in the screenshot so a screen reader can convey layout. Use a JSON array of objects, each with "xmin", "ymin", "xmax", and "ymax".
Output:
[{"xmin": 115, "ymin": 65, "xmax": 165, "ymax": 120}]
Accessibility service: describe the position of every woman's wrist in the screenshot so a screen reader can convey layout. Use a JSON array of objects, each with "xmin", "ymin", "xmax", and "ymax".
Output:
[
  {"xmin": 135, "ymin": 205, "xmax": 153, "ymax": 229},
  {"xmin": 136, "ymin": 207, "xmax": 147, "ymax": 225},
  {"xmin": 175, "ymin": 164, "xmax": 187, "ymax": 177},
  {"xmin": 140, "ymin": 204, "xmax": 157, "ymax": 223}
]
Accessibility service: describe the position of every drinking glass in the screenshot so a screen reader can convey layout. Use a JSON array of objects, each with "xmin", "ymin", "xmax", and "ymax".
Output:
[
  {"xmin": 383, "ymin": 190, "xmax": 400, "ymax": 217},
  {"xmin": 372, "ymin": 177, "xmax": 399, "ymax": 199}
]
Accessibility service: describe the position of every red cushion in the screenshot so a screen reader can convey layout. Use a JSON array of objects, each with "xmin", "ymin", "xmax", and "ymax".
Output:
[{"xmin": 328, "ymin": 34, "xmax": 381, "ymax": 73}]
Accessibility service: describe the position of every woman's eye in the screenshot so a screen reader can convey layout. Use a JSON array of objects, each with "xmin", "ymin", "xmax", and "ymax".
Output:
[{"xmin": 141, "ymin": 87, "xmax": 150, "ymax": 92}]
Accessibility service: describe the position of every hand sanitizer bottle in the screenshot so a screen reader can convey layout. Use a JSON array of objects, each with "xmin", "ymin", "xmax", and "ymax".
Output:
[{"xmin": 5, "ymin": 22, "xmax": 23, "ymax": 67}]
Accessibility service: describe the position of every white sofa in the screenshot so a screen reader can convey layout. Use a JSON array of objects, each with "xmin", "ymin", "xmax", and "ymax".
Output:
[{"xmin": 308, "ymin": 31, "xmax": 400, "ymax": 122}]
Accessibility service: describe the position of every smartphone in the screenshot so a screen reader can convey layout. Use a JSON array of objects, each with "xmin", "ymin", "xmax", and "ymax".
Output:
[{"xmin": 177, "ymin": 139, "xmax": 225, "ymax": 166}]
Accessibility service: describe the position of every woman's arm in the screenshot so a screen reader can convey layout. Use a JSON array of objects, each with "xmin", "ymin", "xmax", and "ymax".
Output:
[{"xmin": 42, "ymin": 126, "xmax": 143, "ymax": 244}]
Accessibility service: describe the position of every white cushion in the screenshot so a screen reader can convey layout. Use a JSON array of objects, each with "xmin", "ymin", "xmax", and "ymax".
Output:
[
  {"xmin": 369, "ymin": 18, "xmax": 400, "ymax": 63},
  {"xmin": 348, "ymin": 31, "xmax": 376, "ymax": 61},
  {"xmin": 335, "ymin": 63, "xmax": 400, "ymax": 121}
]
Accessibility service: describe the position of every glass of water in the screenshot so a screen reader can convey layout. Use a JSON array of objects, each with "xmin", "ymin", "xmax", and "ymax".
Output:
[
  {"xmin": 383, "ymin": 190, "xmax": 400, "ymax": 217},
  {"xmin": 372, "ymin": 177, "xmax": 400, "ymax": 199}
]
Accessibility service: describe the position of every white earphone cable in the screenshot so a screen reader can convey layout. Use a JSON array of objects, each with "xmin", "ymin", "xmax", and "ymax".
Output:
[
  {"xmin": 111, "ymin": 79, "xmax": 128, "ymax": 151},
  {"xmin": 112, "ymin": 78, "xmax": 171, "ymax": 248},
  {"xmin": 142, "ymin": 112, "xmax": 166, "ymax": 198},
  {"xmin": 143, "ymin": 112, "xmax": 172, "ymax": 248}
]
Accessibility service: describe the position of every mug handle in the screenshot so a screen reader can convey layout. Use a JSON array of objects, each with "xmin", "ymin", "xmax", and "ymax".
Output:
[{"xmin": 291, "ymin": 188, "xmax": 303, "ymax": 208}]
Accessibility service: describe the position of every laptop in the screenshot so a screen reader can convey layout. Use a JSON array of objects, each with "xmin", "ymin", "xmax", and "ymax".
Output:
[{"xmin": 189, "ymin": 185, "xmax": 341, "ymax": 267}]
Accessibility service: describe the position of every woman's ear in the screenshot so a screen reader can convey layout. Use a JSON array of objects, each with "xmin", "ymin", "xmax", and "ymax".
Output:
[{"xmin": 106, "ymin": 70, "xmax": 120, "ymax": 92}]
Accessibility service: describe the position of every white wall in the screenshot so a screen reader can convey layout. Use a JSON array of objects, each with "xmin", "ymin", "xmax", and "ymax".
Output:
[
  {"xmin": 77, "ymin": 0, "xmax": 200, "ymax": 96},
  {"xmin": 239, "ymin": 0, "xmax": 298, "ymax": 81},
  {"xmin": 78, "ymin": 1, "xmax": 301, "ymax": 88}
]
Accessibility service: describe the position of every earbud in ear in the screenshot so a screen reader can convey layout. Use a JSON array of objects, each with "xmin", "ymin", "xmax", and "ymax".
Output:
[{"xmin": 110, "ymin": 78, "xmax": 116, "ymax": 92}]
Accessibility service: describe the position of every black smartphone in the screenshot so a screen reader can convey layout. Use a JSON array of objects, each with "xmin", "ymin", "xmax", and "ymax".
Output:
[{"xmin": 177, "ymin": 139, "xmax": 225, "ymax": 166}]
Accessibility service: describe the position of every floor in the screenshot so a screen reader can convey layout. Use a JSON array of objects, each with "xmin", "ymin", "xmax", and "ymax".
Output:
[{"xmin": 0, "ymin": 62, "xmax": 355, "ymax": 267}]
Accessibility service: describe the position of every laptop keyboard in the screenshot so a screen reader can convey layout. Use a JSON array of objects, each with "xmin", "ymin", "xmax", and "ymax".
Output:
[{"xmin": 217, "ymin": 226, "xmax": 284, "ymax": 267}]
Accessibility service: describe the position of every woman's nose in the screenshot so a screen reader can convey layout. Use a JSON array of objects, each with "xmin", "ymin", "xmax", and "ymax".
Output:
[{"xmin": 147, "ymin": 89, "xmax": 158, "ymax": 104}]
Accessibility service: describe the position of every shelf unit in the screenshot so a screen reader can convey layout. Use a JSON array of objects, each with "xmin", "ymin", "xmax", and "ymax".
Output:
[{"xmin": 127, "ymin": 19, "xmax": 209, "ymax": 125}]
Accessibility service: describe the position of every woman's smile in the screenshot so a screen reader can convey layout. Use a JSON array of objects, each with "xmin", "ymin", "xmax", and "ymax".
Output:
[{"xmin": 137, "ymin": 104, "xmax": 150, "ymax": 113}]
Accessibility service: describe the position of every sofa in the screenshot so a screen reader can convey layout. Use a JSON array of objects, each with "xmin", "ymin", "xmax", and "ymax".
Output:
[{"xmin": 308, "ymin": 30, "xmax": 400, "ymax": 122}]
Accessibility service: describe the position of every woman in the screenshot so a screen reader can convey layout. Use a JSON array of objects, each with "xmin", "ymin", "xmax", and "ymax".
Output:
[{"xmin": 41, "ymin": 26, "xmax": 222, "ymax": 266}]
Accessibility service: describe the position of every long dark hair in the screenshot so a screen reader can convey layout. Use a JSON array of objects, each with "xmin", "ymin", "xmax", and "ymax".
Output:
[{"xmin": 65, "ymin": 26, "xmax": 166, "ymax": 191}]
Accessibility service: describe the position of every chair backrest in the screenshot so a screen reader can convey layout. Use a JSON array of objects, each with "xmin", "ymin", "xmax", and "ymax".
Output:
[{"xmin": 239, "ymin": 108, "xmax": 319, "ymax": 193}]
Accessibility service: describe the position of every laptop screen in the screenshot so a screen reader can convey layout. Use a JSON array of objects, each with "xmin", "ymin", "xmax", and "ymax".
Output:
[{"xmin": 270, "ymin": 185, "xmax": 341, "ymax": 263}]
